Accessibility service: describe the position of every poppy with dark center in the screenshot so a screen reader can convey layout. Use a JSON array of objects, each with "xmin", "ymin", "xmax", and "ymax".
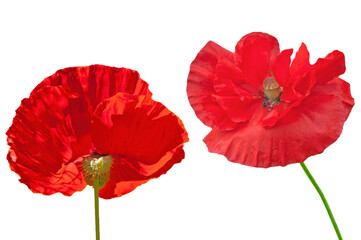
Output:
[
  {"xmin": 187, "ymin": 32, "xmax": 353, "ymax": 168},
  {"xmin": 187, "ymin": 32, "xmax": 353, "ymax": 239},
  {"xmin": 7, "ymin": 65, "xmax": 188, "ymax": 199}
]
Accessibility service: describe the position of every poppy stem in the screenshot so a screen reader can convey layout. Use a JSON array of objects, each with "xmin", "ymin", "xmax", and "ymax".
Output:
[
  {"xmin": 94, "ymin": 176, "xmax": 100, "ymax": 240},
  {"xmin": 300, "ymin": 162, "xmax": 342, "ymax": 240}
]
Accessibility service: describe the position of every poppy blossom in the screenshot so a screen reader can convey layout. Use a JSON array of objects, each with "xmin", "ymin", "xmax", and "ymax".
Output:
[
  {"xmin": 7, "ymin": 65, "xmax": 188, "ymax": 199},
  {"xmin": 187, "ymin": 32, "xmax": 354, "ymax": 167}
]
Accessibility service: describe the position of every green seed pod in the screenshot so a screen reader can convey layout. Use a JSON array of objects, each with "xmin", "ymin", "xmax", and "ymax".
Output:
[
  {"xmin": 82, "ymin": 154, "xmax": 113, "ymax": 188},
  {"xmin": 262, "ymin": 77, "xmax": 283, "ymax": 101}
]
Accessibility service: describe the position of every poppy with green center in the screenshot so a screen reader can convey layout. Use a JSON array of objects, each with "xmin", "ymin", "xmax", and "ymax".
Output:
[
  {"xmin": 7, "ymin": 65, "xmax": 188, "ymax": 199},
  {"xmin": 187, "ymin": 32, "xmax": 354, "ymax": 167}
]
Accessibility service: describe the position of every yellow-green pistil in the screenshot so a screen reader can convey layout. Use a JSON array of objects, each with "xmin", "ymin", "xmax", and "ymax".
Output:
[
  {"xmin": 263, "ymin": 76, "xmax": 282, "ymax": 100},
  {"xmin": 261, "ymin": 76, "xmax": 283, "ymax": 111},
  {"xmin": 82, "ymin": 153, "xmax": 113, "ymax": 188}
]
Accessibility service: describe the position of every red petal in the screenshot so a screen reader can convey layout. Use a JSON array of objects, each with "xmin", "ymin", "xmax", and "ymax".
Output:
[
  {"xmin": 99, "ymin": 179, "xmax": 148, "ymax": 199},
  {"xmin": 271, "ymin": 48, "xmax": 293, "ymax": 87},
  {"xmin": 313, "ymin": 50, "xmax": 345, "ymax": 84},
  {"xmin": 91, "ymin": 93, "xmax": 188, "ymax": 198},
  {"xmin": 7, "ymin": 86, "xmax": 90, "ymax": 195},
  {"xmin": 213, "ymin": 56, "xmax": 262, "ymax": 122},
  {"xmin": 187, "ymin": 41, "xmax": 238, "ymax": 130},
  {"xmin": 291, "ymin": 49, "xmax": 346, "ymax": 99},
  {"xmin": 293, "ymin": 72, "xmax": 316, "ymax": 97},
  {"xmin": 213, "ymin": 95, "xmax": 261, "ymax": 123},
  {"xmin": 311, "ymin": 77, "xmax": 354, "ymax": 107},
  {"xmin": 290, "ymin": 43, "xmax": 311, "ymax": 82},
  {"xmin": 204, "ymin": 91, "xmax": 353, "ymax": 167},
  {"xmin": 99, "ymin": 147, "xmax": 185, "ymax": 199},
  {"xmin": 235, "ymin": 32, "xmax": 280, "ymax": 89},
  {"xmin": 34, "ymin": 65, "xmax": 152, "ymax": 112}
]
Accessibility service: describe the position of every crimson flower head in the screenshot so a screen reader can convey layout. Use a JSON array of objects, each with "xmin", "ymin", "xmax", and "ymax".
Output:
[
  {"xmin": 187, "ymin": 32, "xmax": 354, "ymax": 167},
  {"xmin": 7, "ymin": 65, "xmax": 188, "ymax": 199}
]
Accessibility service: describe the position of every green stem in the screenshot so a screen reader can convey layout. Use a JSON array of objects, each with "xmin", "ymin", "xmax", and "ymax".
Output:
[
  {"xmin": 94, "ymin": 177, "xmax": 100, "ymax": 240},
  {"xmin": 300, "ymin": 162, "xmax": 342, "ymax": 240}
]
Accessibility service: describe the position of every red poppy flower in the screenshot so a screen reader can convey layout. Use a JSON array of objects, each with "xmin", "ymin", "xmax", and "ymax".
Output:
[
  {"xmin": 187, "ymin": 32, "xmax": 354, "ymax": 167},
  {"xmin": 7, "ymin": 65, "xmax": 188, "ymax": 199}
]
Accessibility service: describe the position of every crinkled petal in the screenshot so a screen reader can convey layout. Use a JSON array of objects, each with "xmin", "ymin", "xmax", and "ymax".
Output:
[
  {"xmin": 290, "ymin": 43, "xmax": 311, "ymax": 82},
  {"xmin": 271, "ymin": 49, "xmax": 293, "ymax": 87},
  {"xmin": 313, "ymin": 50, "xmax": 345, "ymax": 84},
  {"xmin": 293, "ymin": 71, "xmax": 316, "ymax": 98},
  {"xmin": 99, "ymin": 179, "xmax": 148, "ymax": 200},
  {"xmin": 91, "ymin": 93, "xmax": 188, "ymax": 198},
  {"xmin": 34, "ymin": 65, "xmax": 152, "ymax": 112},
  {"xmin": 213, "ymin": 95, "xmax": 261, "ymax": 123},
  {"xmin": 311, "ymin": 77, "xmax": 354, "ymax": 106},
  {"xmin": 235, "ymin": 32, "xmax": 280, "ymax": 89},
  {"xmin": 187, "ymin": 41, "xmax": 238, "ymax": 130},
  {"xmin": 99, "ymin": 147, "xmax": 185, "ymax": 199},
  {"xmin": 276, "ymin": 44, "xmax": 311, "ymax": 102},
  {"xmin": 213, "ymin": 56, "xmax": 262, "ymax": 122},
  {"xmin": 6, "ymin": 86, "xmax": 91, "ymax": 195},
  {"xmin": 204, "ymin": 91, "xmax": 353, "ymax": 167}
]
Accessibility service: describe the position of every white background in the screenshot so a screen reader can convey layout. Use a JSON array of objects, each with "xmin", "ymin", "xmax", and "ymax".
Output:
[{"xmin": 1, "ymin": 1, "xmax": 360, "ymax": 239}]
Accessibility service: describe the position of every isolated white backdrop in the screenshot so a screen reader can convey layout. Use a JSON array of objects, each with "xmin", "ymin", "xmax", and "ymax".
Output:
[{"xmin": 1, "ymin": 1, "xmax": 360, "ymax": 239}]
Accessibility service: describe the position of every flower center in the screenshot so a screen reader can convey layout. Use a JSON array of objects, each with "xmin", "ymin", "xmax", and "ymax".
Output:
[
  {"xmin": 82, "ymin": 153, "xmax": 113, "ymax": 188},
  {"xmin": 263, "ymin": 76, "xmax": 282, "ymax": 100},
  {"xmin": 261, "ymin": 76, "xmax": 283, "ymax": 111}
]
